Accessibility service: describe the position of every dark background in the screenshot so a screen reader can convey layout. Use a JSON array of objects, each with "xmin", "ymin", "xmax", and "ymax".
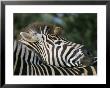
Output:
[{"xmin": 14, "ymin": 13, "xmax": 97, "ymax": 56}]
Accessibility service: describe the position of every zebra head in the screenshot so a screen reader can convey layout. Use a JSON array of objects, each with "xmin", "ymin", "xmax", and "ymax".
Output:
[{"xmin": 19, "ymin": 23, "xmax": 96, "ymax": 67}]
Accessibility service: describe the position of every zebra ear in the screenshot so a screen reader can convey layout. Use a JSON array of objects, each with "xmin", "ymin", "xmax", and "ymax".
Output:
[
  {"xmin": 20, "ymin": 32, "xmax": 38, "ymax": 42},
  {"xmin": 54, "ymin": 26, "xmax": 63, "ymax": 36}
]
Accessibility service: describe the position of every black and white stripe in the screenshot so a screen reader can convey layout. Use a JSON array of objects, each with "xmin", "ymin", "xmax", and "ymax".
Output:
[
  {"xmin": 14, "ymin": 40, "xmax": 42, "ymax": 75},
  {"xmin": 13, "ymin": 40, "xmax": 97, "ymax": 75},
  {"xmin": 19, "ymin": 24, "xmax": 96, "ymax": 68}
]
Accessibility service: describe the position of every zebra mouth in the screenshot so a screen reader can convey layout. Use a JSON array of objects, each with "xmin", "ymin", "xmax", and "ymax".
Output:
[{"xmin": 80, "ymin": 58, "xmax": 97, "ymax": 67}]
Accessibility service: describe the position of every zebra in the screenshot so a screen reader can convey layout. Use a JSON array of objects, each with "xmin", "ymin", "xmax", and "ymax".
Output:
[
  {"xmin": 13, "ymin": 40, "xmax": 97, "ymax": 75},
  {"xmin": 14, "ymin": 40, "xmax": 43, "ymax": 75},
  {"xmin": 18, "ymin": 22, "xmax": 97, "ymax": 68}
]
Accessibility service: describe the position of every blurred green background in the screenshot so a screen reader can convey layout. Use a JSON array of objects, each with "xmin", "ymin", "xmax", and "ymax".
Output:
[{"xmin": 14, "ymin": 13, "xmax": 97, "ymax": 56}]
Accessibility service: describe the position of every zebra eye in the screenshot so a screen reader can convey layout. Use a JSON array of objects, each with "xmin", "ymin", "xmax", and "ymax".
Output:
[
  {"xmin": 55, "ymin": 41, "xmax": 62, "ymax": 45},
  {"xmin": 41, "ymin": 35, "xmax": 44, "ymax": 40},
  {"xmin": 33, "ymin": 32, "xmax": 37, "ymax": 36}
]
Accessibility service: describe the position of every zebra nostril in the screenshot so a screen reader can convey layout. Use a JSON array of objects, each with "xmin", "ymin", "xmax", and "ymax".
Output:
[
  {"xmin": 94, "ymin": 57, "xmax": 97, "ymax": 61},
  {"xmin": 91, "ymin": 57, "xmax": 97, "ymax": 64},
  {"xmin": 91, "ymin": 57, "xmax": 96, "ymax": 62}
]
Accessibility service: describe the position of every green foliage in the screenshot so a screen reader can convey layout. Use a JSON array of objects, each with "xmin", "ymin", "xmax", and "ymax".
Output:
[{"xmin": 14, "ymin": 13, "xmax": 97, "ymax": 56}]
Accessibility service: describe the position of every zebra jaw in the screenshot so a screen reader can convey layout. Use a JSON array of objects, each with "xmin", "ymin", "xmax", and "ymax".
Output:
[{"xmin": 19, "ymin": 32, "xmax": 39, "ymax": 43}]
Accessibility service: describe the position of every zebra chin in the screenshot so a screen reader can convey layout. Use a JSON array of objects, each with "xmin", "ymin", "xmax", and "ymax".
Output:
[
  {"xmin": 80, "ymin": 57, "xmax": 97, "ymax": 67},
  {"xmin": 66, "ymin": 56, "xmax": 97, "ymax": 68}
]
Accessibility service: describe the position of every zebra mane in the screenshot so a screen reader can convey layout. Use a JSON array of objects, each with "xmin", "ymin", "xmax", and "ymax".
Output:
[{"xmin": 22, "ymin": 22, "xmax": 64, "ymax": 36}]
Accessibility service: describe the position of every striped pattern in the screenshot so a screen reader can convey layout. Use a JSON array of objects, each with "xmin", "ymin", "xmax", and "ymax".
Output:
[
  {"xmin": 13, "ymin": 40, "xmax": 42, "ymax": 75},
  {"xmin": 13, "ymin": 40, "xmax": 97, "ymax": 75},
  {"xmin": 19, "ymin": 24, "xmax": 96, "ymax": 68}
]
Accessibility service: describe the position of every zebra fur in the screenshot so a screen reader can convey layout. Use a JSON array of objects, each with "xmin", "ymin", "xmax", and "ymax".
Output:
[
  {"xmin": 19, "ymin": 23, "xmax": 96, "ymax": 68},
  {"xmin": 13, "ymin": 40, "xmax": 97, "ymax": 75}
]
